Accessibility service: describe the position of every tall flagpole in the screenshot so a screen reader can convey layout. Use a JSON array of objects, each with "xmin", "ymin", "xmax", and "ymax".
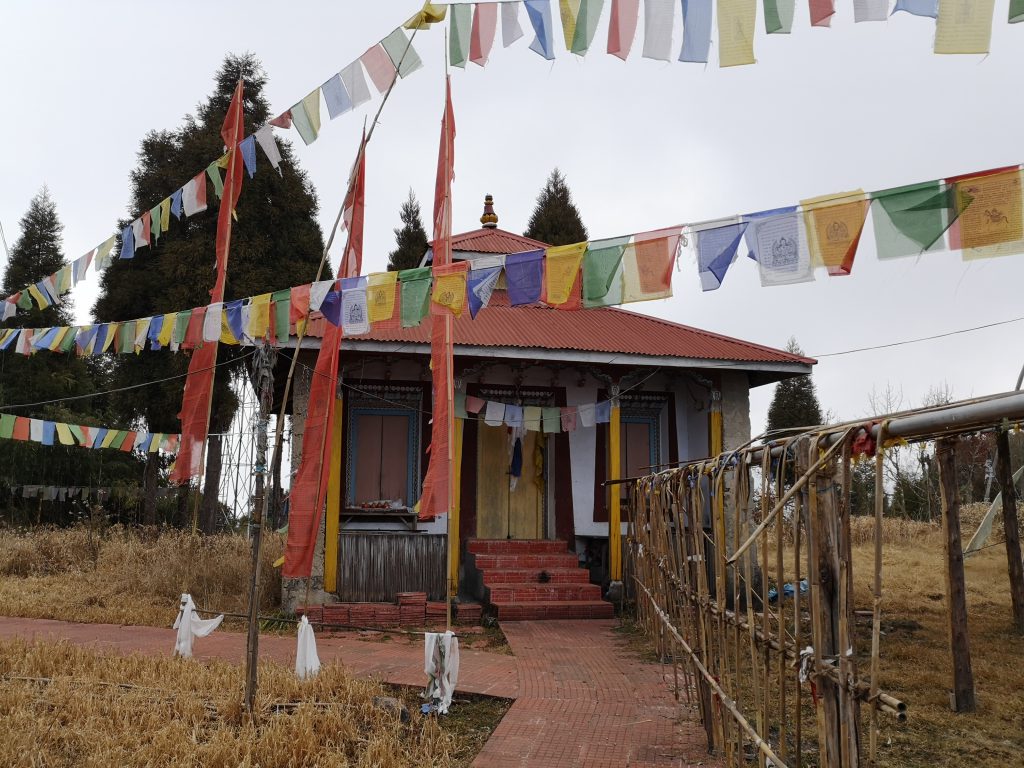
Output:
[{"xmin": 443, "ymin": 33, "xmax": 455, "ymax": 635}]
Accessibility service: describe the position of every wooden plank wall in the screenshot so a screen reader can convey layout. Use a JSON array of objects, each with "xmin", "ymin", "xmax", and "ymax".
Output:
[{"xmin": 336, "ymin": 532, "xmax": 447, "ymax": 602}]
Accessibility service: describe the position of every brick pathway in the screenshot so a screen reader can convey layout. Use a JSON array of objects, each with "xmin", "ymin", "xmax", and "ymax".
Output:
[{"xmin": 0, "ymin": 616, "xmax": 716, "ymax": 767}]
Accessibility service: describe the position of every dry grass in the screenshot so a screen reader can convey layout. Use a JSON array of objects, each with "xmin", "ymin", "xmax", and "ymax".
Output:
[
  {"xmin": 0, "ymin": 526, "xmax": 283, "ymax": 627},
  {"xmin": 0, "ymin": 637, "xmax": 507, "ymax": 767}
]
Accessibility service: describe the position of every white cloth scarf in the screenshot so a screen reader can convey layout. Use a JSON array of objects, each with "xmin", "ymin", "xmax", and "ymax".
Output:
[
  {"xmin": 424, "ymin": 631, "xmax": 460, "ymax": 714},
  {"xmin": 295, "ymin": 615, "xmax": 321, "ymax": 679},
  {"xmin": 172, "ymin": 593, "xmax": 223, "ymax": 658}
]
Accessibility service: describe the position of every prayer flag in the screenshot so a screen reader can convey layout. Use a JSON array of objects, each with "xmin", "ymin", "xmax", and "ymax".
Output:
[
  {"xmin": 622, "ymin": 227, "xmax": 681, "ymax": 302},
  {"xmin": 872, "ymin": 181, "xmax": 956, "ymax": 259},
  {"xmin": 525, "ymin": 0, "xmax": 556, "ymax": 59},
  {"xmin": 595, "ymin": 400, "xmax": 611, "ymax": 424},
  {"xmin": 120, "ymin": 224, "xmax": 135, "ymax": 260},
  {"xmin": 223, "ymin": 300, "xmax": 244, "ymax": 342},
  {"xmin": 239, "ymin": 135, "xmax": 257, "ymax": 178},
  {"xmin": 524, "ymin": 405, "xmax": 542, "ymax": 431},
  {"xmin": 719, "ymin": 0, "xmax": 757, "ymax": 65},
  {"xmin": 290, "ymin": 284, "xmax": 311, "ymax": 333},
  {"xmin": 543, "ymin": 407, "xmax": 561, "ymax": 433},
  {"xmin": 544, "ymin": 242, "xmax": 586, "ymax": 305},
  {"xmin": 310, "ymin": 279, "xmax": 334, "ymax": 312},
  {"xmin": 254, "ymin": 126, "xmax": 283, "ymax": 175},
  {"xmin": 55, "ymin": 422, "xmax": 75, "ymax": 446},
  {"xmin": 160, "ymin": 197, "xmax": 172, "ymax": 232},
  {"xmin": 149, "ymin": 205, "xmax": 162, "ymax": 244},
  {"xmin": 172, "ymin": 311, "xmax": 191, "ymax": 348},
  {"xmin": 206, "ymin": 161, "xmax": 225, "ymax": 200},
  {"xmin": 744, "ymin": 206, "xmax": 815, "ymax": 286},
  {"xmin": 854, "ymin": 0, "xmax": 889, "ymax": 21},
  {"xmin": 367, "ymin": 272, "xmax": 398, "ymax": 323},
  {"xmin": 485, "ymin": 401, "xmax": 506, "ymax": 426},
  {"xmin": 204, "ymin": 302, "xmax": 224, "ymax": 343},
  {"xmin": 270, "ymin": 111, "xmax": 292, "ymax": 129},
  {"xmin": 401, "ymin": 271, "xmax": 433, "ymax": 329},
  {"xmin": 28, "ymin": 283, "xmax": 51, "ymax": 310},
  {"xmin": 321, "ymin": 285, "xmax": 343, "ymax": 327},
  {"xmin": 382, "ymin": 27, "xmax": 423, "ymax": 76},
  {"xmin": 764, "ymin": 0, "xmax": 796, "ymax": 31},
  {"xmin": 133, "ymin": 215, "xmax": 150, "ymax": 250},
  {"xmin": 560, "ymin": 0, "xmax": 582, "ymax": 49},
  {"xmin": 248, "ymin": 293, "xmax": 271, "ymax": 339},
  {"xmin": 292, "ymin": 90, "xmax": 322, "ymax": 145},
  {"xmin": 431, "ymin": 262, "xmax": 469, "ymax": 317},
  {"xmin": 41, "ymin": 421, "xmax": 56, "ymax": 446},
  {"xmin": 935, "ymin": 0, "xmax": 995, "ymax": 53},
  {"xmin": 506, "ymin": 249, "xmax": 545, "ymax": 305},
  {"xmin": 134, "ymin": 317, "xmax": 151, "ymax": 351},
  {"xmin": 322, "ymin": 74, "xmax": 353, "ymax": 119},
  {"xmin": 608, "ymin": 0, "xmax": 640, "ymax": 58},
  {"xmin": 680, "ymin": 0, "xmax": 713, "ymax": 62},
  {"xmin": 340, "ymin": 62, "xmax": 372, "ymax": 108},
  {"xmin": 466, "ymin": 395, "xmax": 485, "ymax": 413},
  {"xmin": 891, "ymin": 0, "xmax": 937, "ymax": 17},
  {"xmin": 455, "ymin": 393, "xmax": 469, "ymax": 419},
  {"xmin": 471, "ymin": 3, "xmax": 499, "ymax": 65},
  {"xmin": 949, "ymin": 167, "xmax": 1024, "ymax": 259},
  {"xmin": 642, "ymin": 0, "xmax": 674, "ymax": 61},
  {"xmin": 467, "ymin": 256, "xmax": 503, "ymax": 318},
  {"xmin": 272, "ymin": 289, "xmax": 291, "ymax": 344},
  {"xmin": 340, "ymin": 132, "xmax": 368, "ymax": 278},
  {"xmin": 406, "ymin": 1, "xmax": 448, "ymax": 28},
  {"xmin": 1011, "ymin": 0, "xmax": 1024, "ymax": 22},
  {"xmin": 809, "ymin": 0, "xmax": 835, "ymax": 25},
  {"xmin": 570, "ymin": 0, "xmax": 604, "ymax": 54},
  {"xmin": 362, "ymin": 44, "xmax": 398, "ymax": 92},
  {"xmin": 694, "ymin": 218, "xmax": 748, "ymax": 291},
  {"xmin": 341, "ymin": 276, "xmax": 369, "ymax": 335},
  {"xmin": 583, "ymin": 235, "xmax": 629, "ymax": 308},
  {"xmin": 560, "ymin": 407, "xmax": 578, "ymax": 432},
  {"xmin": 505, "ymin": 404, "xmax": 524, "ymax": 428},
  {"xmin": 502, "ymin": 1, "xmax": 525, "ymax": 45},
  {"xmin": 801, "ymin": 191, "xmax": 870, "ymax": 276},
  {"xmin": 182, "ymin": 172, "xmax": 207, "ymax": 216},
  {"xmin": 0, "ymin": 414, "xmax": 13, "ymax": 440},
  {"xmin": 450, "ymin": 4, "xmax": 473, "ymax": 66}
]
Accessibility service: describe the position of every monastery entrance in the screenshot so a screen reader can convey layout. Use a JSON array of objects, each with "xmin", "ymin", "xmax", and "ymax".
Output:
[{"xmin": 475, "ymin": 424, "xmax": 546, "ymax": 539}]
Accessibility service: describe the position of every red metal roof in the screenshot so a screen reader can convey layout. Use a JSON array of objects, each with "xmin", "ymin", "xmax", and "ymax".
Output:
[
  {"xmin": 300, "ymin": 291, "xmax": 814, "ymax": 366},
  {"xmin": 432, "ymin": 227, "xmax": 551, "ymax": 256}
]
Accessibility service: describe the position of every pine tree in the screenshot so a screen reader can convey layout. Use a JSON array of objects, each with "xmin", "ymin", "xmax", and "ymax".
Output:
[
  {"xmin": 523, "ymin": 169, "xmax": 588, "ymax": 246},
  {"xmin": 387, "ymin": 189, "xmax": 428, "ymax": 271},
  {"xmin": 766, "ymin": 338, "xmax": 823, "ymax": 433},
  {"xmin": 0, "ymin": 190, "xmax": 139, "ymax": 519},
  {"xmin": 93, "ymin": 54, "xmax": 326, "ymax": 530}
]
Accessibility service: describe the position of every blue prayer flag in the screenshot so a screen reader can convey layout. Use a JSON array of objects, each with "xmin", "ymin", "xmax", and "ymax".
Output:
[
  {"xmin": 595, "ymin": 400, "xmax": 612, "ymax": 424},
  {"xmin": 92, "ymin": 428, "xmax": 108, "ymax": 448},
  {"xmin": 505, "ymin": 250, "xmax": 544, "ymax": 306},
  {"xmin": 170, "ymin": 189, "xmax": 183, "ymax": 220},
  {"xmin": 120, "ymin": 224, "xmax": 135, "ymax": 260},
  {"xmin": 148, "ymin": 315, "xmax": 164, "ymax": 349},
  {"xmin": 41, "ymin": 421, "xmax": 56, "ymax": 446},
  {"xmin": 696, "ymin": 221, "xmax": 748, "ymax": 291},
  {"xmin": 322, "ymin": 73, "xmax": 353, "ymax": 119},
  {"xmin": 680, "ymin": 0, "xmax": 713, "ymax": 63},
  {"xmin": 239, "ymin": 136, "xmax": 257, "ymax": 179},
  {"xmin": 892, "ymin": 0, "xmax": 937, "ymax": 17},
  {"xmin": 321, "ymin": 286, "xmax": 343, "ymax": 327},
  {"xmin": 525, "ymin": 0, "xmax": 555, "ymax": 59},
  {"xmin": 225, "ymin": 300, "xmax": 245, "ymax": 341},
  {"xmin": 467, "ymin": 266, "xmax": 502, "ymax": 318}
]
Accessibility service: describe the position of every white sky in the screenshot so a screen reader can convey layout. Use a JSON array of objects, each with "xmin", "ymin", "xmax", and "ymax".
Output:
[{"xmin": 1, "ymin": 1, "xmax": 1022, "ymax": 433}]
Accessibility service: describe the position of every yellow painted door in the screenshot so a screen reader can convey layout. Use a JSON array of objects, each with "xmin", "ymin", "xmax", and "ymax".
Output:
[{"xmin": 476, "ymin": 425, "xmax": 544, "ymax": 539}]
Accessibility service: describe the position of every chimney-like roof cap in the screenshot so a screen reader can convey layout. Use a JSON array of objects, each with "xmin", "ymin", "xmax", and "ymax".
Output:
[{"xmin": 480, "ymin": 194, "xmax": 498, "ymax": 229}]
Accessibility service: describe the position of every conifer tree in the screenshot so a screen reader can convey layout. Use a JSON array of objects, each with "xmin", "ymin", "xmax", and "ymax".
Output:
[
  {"xmin": 523, "ymin": 168, "xmax": 588, "ymax": 246},
  {"xmin": 766, "ymin": 338, "xmax": 823, "ymax": 433},
  {"xmin": 1, "ymin": 190, "xmax": 139, "ymax": 517},
  {"xmin": 93, "ymin": 54, "xmax": 326, "ymax": 530},
  {"xmin": 387, "ymin": 189, "xmax": 428, "ymax": 271}
]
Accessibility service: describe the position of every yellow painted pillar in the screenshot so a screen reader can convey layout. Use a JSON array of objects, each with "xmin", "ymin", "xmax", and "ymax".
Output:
[
  {"xmin": 609, "ymin": 400, "xmax": 622, "ymax": 582},
  {"xmin": 709, "ymin": 390, "xmax": 723, "ymax": 456},
  {"xmin": 449, "ymin": 418, "xmax": 464, "ymax": 595},
  {"xmin": 323, "ymin": 396, "xmax": 343, "ymax": 594}
]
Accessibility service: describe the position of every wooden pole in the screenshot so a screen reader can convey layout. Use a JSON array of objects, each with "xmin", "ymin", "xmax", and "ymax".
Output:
[
  {"xmin": 936, "ymin": 438, "xmax": 976, "ymax": 713},
  {"xmin": 868, "ymin": 432, "xmax": 886, "ymax": 764},
  {"xmin": 609, "ymin": 393, "xmax": 623, "ymax": 583},
  {"xmin": 244, "ymin": 343, "xmax": 276, "ymax": 713},
  {"xmin": 994, "ymin": 430, "xmax": 1024, "ymax": 635}
]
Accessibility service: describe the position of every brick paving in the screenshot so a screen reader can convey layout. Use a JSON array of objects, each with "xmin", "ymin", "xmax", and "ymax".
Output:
[{"xmin": 0, "ymin": 616, "xmax": 717, "ymax": 767}]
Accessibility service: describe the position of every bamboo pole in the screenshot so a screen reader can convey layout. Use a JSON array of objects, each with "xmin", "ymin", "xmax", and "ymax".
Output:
[
  {"xmin": 774, "ymin": 453, "xmax": 788, "ymax": 763},
  {"xmin": 793, "ymin": 484, "xmax": 803, "ymax": 768},
  {"xmin": 868, "ymin": 426, "xmax": 887, "ymax": 763}
]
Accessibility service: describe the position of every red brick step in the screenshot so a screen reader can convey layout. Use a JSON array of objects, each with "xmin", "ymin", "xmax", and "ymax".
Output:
[
  {"xmin": 492, "ymin": 600, "xmax": 614, "ymax": 621},
  {"xmin": 482, "ymin": 567, "xmax": 590, "ymax": 585},
  {"xmin": 487, "ymin": 582, "xmax": 603, "ymax": 602},
  {"xmin": 467, "ymin": 539, "xmax": 572, "ymax": 555},
  {"xmin": 473, "ymin": 552, "xmax": 579, "ymax": 570}
]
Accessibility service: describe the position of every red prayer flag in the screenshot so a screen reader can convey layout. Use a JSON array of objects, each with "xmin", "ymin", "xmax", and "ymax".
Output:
[
  {"xmin": 283, "ymin": 134, "xmax": 368, "ymax": 578},
  {"xmin": 419, "ymin": 77, "xmax": 456, "ymax": 522},
  {"xmin": 12, "ymin": 416, "xmax": 30, "ymax": 441}
]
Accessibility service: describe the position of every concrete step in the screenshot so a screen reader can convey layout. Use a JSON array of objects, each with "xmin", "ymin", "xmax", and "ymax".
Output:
[
  {"xmin": 482, "ymin": 567, "xmax": 591, "ymax": 585},
  {"xmin": 467, "ymin": 539, "xmax": 571, "ymax": 555},
  {"xmin": 487, "ymin": 582, "xmax": 603, "ymax": 603},
  {"xmin": 493, "ymin": 600, "xmax": 615, "ymax": 621},
  {"xmin": 473, "ymin": 552, "xmax": 580, "ymax": 570}
]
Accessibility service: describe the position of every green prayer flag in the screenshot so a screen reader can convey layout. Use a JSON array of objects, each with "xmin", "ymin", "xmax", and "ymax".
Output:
[
  {"xmin": 0, "ymin": 413, "xmax": 14, "ymax": 440},
  {"xmin": 68, "ymin": 424, "xmax": 85, "ymax": 445},
  {"xmin": 542, "ymin": 406, "xmax": 561, "ymax": 433},
  {"xmin": 1011, "ymin": 0, "xmax": 1024, "ymax": 22},
  {"xmin": 59, "ymin": 328, "xmax": 77, "ymax": 353},
  {"xmin": 150, "ymin": 205, "xmax": 162, "ymax": 243},
  {"xmin": 173, "ymin": 311, "xmax": 191, "ymax": 345},
  {"xmin": 207, "ymin": 162, "xmax": 225, "ymax": 200},
  {"xmin": 582, "ymin": 236, "xmax": 629, "ymax": 308},
  {"xmin": 16, "ymin": 290, "xmax": 32, "ymax": 310},
  {"xmin": 872, "ymin": 181, "xmax": 959, "ymax": 260},
  {"xmin": 120, "ymin": 321, "xmax": 136, "ymax": 353},
  {"xmin": 272, "ymin": 289, "xmax": 291, "ymax": 344},
  {"xmin": 449, "ymin": 4, "xmax": 471, "ymax": 67},
  {"xmin": 764, "ymin": 0, "xmax": 795, "ymax": 33},
  {"xmin": 570, "ymin": 0, "xmax": 604, "ymax": 54},
  {"xmin": 399, "ymin": 267, "xmax": 433, "ymax": 328}
]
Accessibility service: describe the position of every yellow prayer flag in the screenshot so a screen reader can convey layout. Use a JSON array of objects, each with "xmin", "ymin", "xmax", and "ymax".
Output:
[
  {"xmin": 101, "ymin": 324, "xmax": 117, "ymax": 353},
  {"xmin": 955, "ymin": 169, "xmax": 1024, "ymax": 260},
  {"xmin": 432, "ymin": 272, "xmax": 467, "ymax": 317},
  {"xmin": 367, "ymin": 272, "xmax": 398, "ymax": 323},
  {"xmin": 220, "ymin": 309, "xmax": 240, "ymax": 345},
  {"xmin": 247, "ymin": 294, "xmax": 272, "ymax": 340},
  {"xmin": 149, "ymin": 433, "xmax": 162, "ymax": 453},
  {"xmin": 404, "ymin": 1, "xmax": 447, "ymax": 29},
  {"xmin": 160, "ymin": 197, "xmax": 172, "ymax": 232},
  {"xmin": 55, "ymin": 422, "xmax": 75, "ymax": 446},
  {"xmin": 545, "ymin": 242, "xmax": 587, "ymax": 305},
  {"xmin": 801, "ymin": 190, "xmax": 870, "ymax": 276},
  {"xmin": 158, "ymin": 313, "xmax": 175, "ymax": 347},
  {"xmin": 216, "ymin": 153, "xmax": 230, "ymax": 169},
  {"xmin": 134, "ymin": 317, "xmax": 151, "ymax": 352},
  {"xmin": 935, "ymin": 0, "xmax": 995, "ymax": 54},
  {"xmin": 718, "ymin": 0, "xmax": 757, "ymax": 67},
  {"xmin": 560, "ymin": 0, "xmax": 582, "ymax": 49},
  {"xmin": 27, "ymin": 284, "xmax": 50, "ymax": 309},
  {"xmin": 57, "ymin": 266, "xmax": 72, "ymax": 293},
  {"xmin": 47, "ymin": 328, "xmax": 69, "ymax": 351},
  {"xmin": 101, "ymin": 430, "xmax": 119, "ymax": 449}
]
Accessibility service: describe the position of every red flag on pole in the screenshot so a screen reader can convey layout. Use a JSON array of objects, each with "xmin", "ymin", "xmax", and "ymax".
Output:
[
  {"xmin": 283, "ymin": 135, "xmax": 367, "ymax": 578},
  {"xmin": 171, "ymin": 80, "xmax": 246, "ymax": 485},
  {"xmin": 419, "ymin": 77, "xmax": 456, "ymax": 522}
]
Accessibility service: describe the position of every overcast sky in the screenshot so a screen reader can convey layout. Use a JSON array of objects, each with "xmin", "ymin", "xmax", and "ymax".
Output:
[{"xmin": 1, "ymin": 1, "xmax": 1022, "ymax": 433}]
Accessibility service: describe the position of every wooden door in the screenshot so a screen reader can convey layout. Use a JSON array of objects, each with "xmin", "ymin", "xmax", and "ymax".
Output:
[{"xmin": 475, "ymin": 425, "xmax": 544, "ymax": 539}]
